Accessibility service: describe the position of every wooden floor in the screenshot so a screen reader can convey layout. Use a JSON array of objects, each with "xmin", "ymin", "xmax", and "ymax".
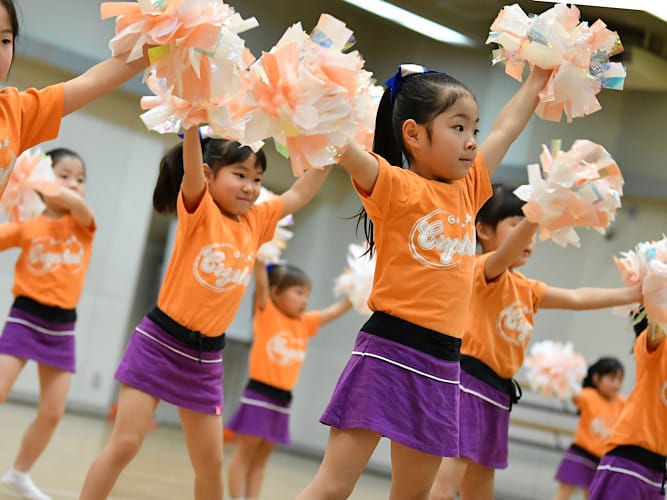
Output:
[{"xmin": 0, "ymin": 402, "xmax": 391, "ymax": 499}]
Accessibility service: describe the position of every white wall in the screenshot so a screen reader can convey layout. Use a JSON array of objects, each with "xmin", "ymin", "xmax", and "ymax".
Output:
[{"xmin": 6, "ymin": 0, "xmax": 667, "ymax": 479}]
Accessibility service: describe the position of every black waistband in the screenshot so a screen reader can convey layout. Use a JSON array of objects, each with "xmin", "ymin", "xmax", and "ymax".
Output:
[
  {"xmin": 247, "ymin": 379, "xmax": 292, "ymax": 405},
  {"xmin": 147, "ymin": 307, "xmax": 225, "ymax": 353},
  {"xmin": 361, "ymin": 311, "xmax": 461, "ymax": 361},
  {"xmin": 570, "ymin": 443, "xmax": 601, "ymax": 463},
  {"xmin": 608, "ymin": 445, "xmax": 667, "ymax": 474},
  {"xmin": 460, "ymin": 354, "xmax": 522, "ymax": 406},
  {"xmin": 13, "ymin": 296, "xmax": 77, "ymax": 324}
]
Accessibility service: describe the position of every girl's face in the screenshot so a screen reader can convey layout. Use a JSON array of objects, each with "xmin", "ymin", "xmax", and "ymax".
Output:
[
  {"xmin": 408, "ymin": 93, "xmax": 479, "ymax": 182},
  {"xmin": 478, "ymin": 216, "xmax": 535, "ymax": 267},
  {"xmin": 206, "ymin": 156, "xmax": 262, "ymax": 220},
  {"xmin": 0, "ymin": 4, "xmax": 14, "ymax": 81},
  {"xmin": 594, "ymin": 371, "xmax": 624, "ymax": 401},
  {"xmin": 271, "ymin": 284, "xmax": 311, "ymax": 319},
  {"xmin": 53, "ymin": 156, "xmax": 86, "ymax": 197}
]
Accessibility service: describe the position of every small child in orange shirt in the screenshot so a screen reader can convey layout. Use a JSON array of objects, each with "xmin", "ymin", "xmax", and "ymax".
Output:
[
  {"xmin": 0, "ymin": 147, "xmax": 95, "ymax": 500},
  {"xmin": 227, "ymin": 259, "xmax": 351, "ymax": 500},
  {"xmin": 554, "ymin": 358, "xmax": 626, "ymax": 499}
]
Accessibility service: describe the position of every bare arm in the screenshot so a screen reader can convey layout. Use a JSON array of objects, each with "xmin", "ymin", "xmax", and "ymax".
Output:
[
  {"xmin": 181, "ymin": 127, "xmax": 206, "ymax": 212},
  {"xmin": 540, "ymin": 284, "xmax": 642, "ymax": 310},
  {"xmin": 484, "ymin": 219, "xmax": 538, "ymax": 281},
  {"xmin": 280, "ymin": 167, "xmax": 332, "ymax": 218},
  {"xmin": 479, "ymin": 67, "xmax": 551, "ymax": 176},
  {"xmin": 317, "ymin": 297, "xmax": 352, "ymax": 326},
  {"xmin": 253, "ymin": 259, "xmax": 270, "ymax": 311},
  {"xmin": 39, "ymin": 187, "xmax": 94, "ymax": 228},
  {"xmin": 335, "ymin": 142, "xmax": 379, "ymax": 195},
  {"xmin": 63, "ymin": 55, "xmax": 148, "ymax": 116}
]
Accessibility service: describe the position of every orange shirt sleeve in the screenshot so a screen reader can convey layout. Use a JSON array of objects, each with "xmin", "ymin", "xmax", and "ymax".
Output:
[
  {"xmin": 352, "ymin": 153, "xmax": 410, "ymax": 222},
  {"xmin": 303, "ymin": 311, "xmax": 321, "ymax": 338},
  {"xmin": 0, "ymin": 221, "xmax": 22, "ymax": 251},
  {"xmin": 247, "ymin": 197, "xmax": 285, "ymax": 247},
  {"xmin": 464, "ymin": 151, "xmax": 492, "ymax": 212},
  {"xmin": 18, "ymin": 85, "xmax": 65, "ymax": 150}
]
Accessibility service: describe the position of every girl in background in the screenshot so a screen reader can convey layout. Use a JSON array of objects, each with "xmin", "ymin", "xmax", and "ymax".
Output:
[
  {"xmin": 0, "ymin": 0, "xmax": 148, "ymax": 198},
  {"xmin": 0, "ymin": 148, "xmax": 94, "ymax": 500},
  {"xmin": 554, "ymin": 358, "xmax": 625, "ymax": 500},
  {"xmin": 79, "ymin": 129, "xmax": 330, "ymax": 500},
  {"xmin": 429, "ymin": 184, "xmax": 639, "ymax": 500},
  {"xmin": 227, "ymin": 259, "xmax": 351, "ymax": 500},
  {"xmin": 588, "ymin": 312, "xmax": 667, "ymax": 500},
  {"xmin": 297, "ymin": 64, "xmax": 552, "ymax": 500}
]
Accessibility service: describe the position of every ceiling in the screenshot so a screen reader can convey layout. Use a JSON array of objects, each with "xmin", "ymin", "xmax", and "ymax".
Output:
[{"xmin": 383, "ymin": 0, "xmax": 667, "ymax": 56}]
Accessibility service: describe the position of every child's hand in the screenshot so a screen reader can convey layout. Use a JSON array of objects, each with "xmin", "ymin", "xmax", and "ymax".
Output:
[{"xmin": 527, "ymin": 65, "xmax": 552, "ymax": 87}]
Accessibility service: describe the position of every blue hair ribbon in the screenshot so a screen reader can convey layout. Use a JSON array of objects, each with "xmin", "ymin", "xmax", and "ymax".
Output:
[{"xmin": 385, "ymin": 64, "xmax": 440, "ymax": 105}]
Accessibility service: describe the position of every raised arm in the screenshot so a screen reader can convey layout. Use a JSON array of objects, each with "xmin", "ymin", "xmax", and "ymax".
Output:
[
  {"xmin": 180, "ymin": 127, "xmax": 206, "ymax": 212},
  {"xmin": 280, "ymin": 166, "xmax": 332, "ymax": 218},
  {"xmin": 253, "ymin": 259, "xmax": 270, "ymax": 311},
  {"xmin": 39, "ymin": 187, "xmax": 94, "ymax": 228},
  {"xmin": 540, "ymin": 284, "xmax": 642, "ymax": 310},
  {"xmin": 479, "ymin": 67, "xmax": 551, "ymax": 176},
  {"xmin": 63, "ymin": 55, "xmax": 148, "ymax": 116},
  {"xmin": 483, "ymin": 218, "xmax": 538, "ymax": 281},
  {"xmin": 317, "ymin": 297, "xmax": 352, "ymax": 326},
  {"xmin": 335, "ymin": 142, "xmax": 379, "ymax": 195}
]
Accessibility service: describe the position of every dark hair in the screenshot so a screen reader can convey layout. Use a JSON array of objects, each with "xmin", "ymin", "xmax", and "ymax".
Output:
[
  {"xmin": 631, "ymin": 306, "xmax": 648, "ymax": 339},
  {"xmin": 1, "ymin": 0, "xmax": 19, "ymax": 60},
  {"xmin": 356, "ymin": 71, "xmax": 475, "ymax": 255},
  {"xmin": 582, "ymin": 357, "xmax": 624, "ymax": 389},
  {"xmin": 268, "ymin": 263, "xmax": 311, "ymax": 292},
  {"xmin": 45, "ymin": 147, "xmax": 86, "ymax": 179},
  {"xmin": 476, "ymin": 183, "xmax": 525, "ymax": 227},
  {"xmin": 152, "ymin": 137, "xmax": 267, "ymax": 215}
]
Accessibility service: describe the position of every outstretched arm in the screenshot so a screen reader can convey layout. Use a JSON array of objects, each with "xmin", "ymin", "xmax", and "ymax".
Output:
[
  {"xmin": 317, "ymin": 297, "xmax": 352, "ymax": 326},
  {"xmin": 253, "ymin": 259, "xmax": 270, "ymax": 311},
  {"xmin": 280, "ymin": 167, "xmax": 332, "ymax": 218},
  {"xmin": 479, "ymin": 67, "xmax": 551, "ymax": 176},
  {"xmin": 180, "ymin": 127, "xmax": 206, "ymax": 212},
  {"xmin": 63, "ymin": 55, "xmax": 148, "ymax": 116},
  {"xmin": 335, "ymin": 142, "xmax": 379, "ymax": 195},
  {"xmin": 483, "ymin": 218, "xmax": 538, "ymax": 281},
  {"xmin": 39, "ymin": 187, "xmax": 94, "ymax": 228},
  {"xmin": 540, "ymin": 284, "xmax": 642, "ymax": 310}
]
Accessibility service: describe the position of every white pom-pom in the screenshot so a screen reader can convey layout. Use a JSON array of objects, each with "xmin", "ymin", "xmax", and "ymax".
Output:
[
  {"xmin": 333, "ymin": 243, "xmax": 375, "ymax": 315},
  {"xmin": 524, "ymin": 340, "xmax": 587, "ymax": 399}
]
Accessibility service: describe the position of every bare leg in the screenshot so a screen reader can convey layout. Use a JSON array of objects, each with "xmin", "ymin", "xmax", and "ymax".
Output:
[
  {"xmin": 389, "ymin": 441, "xmax": 443, "ymax": 500},
  {"xmin": 13, "ymin": 364, "xmax": 71, "ymax": 471},
  {"xmin": 79, "ymin": 385, "xmax": 159, "ymax": 499},
  {"xmin": 228, "ymin": 434, "xmax": 275, "ymax": 499},
  {"xmin": 296, "ymin": 427, "xmax": 381, "ymax": 500},
  {"xmin": 460, "ymin": 461, "xmax": 495, "ymax": 500},
  {"xmin": 429, "ymin": 457, "xmax": 469, "ymax": 500},
  {"xmin": 245, "ymin": 438, "xmax": 275, "ymax": 499},
  {"xmin": 553, "ymin": 482, "xmax": 577, "ymax": 500},
  {"xmin": 0, "ymin": 354, "xmax": 27, "ymax": 403},
  {"xmin": 179, "ymin": 406, "xmax": 224, "ymax": 500}
]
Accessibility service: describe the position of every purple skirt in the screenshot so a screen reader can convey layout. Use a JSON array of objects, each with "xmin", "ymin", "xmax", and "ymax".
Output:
[
  {"xmin": 555, "ymin": 445, "xmax": 600, "ymax": 489},
  {"xmin": 0, "ymin": 306, "xmax": 76, "ymax": 372},
  {"xmin": 589, "ymin": 455, "xmax": 666, "ymax": 500},
  {"xmin": 226, "ymin": 388, "xmax": 291, "ymax": 444},
  {"xmin": 115, "ymin": 316, "xmax": 224, "ymax": 415},
  {"xmin": 458, "ymin": 369, "xmax": 511, "ymax": 469},
  {"xmin": 321, "ymin": 330, "xmax": 460, "ymax": 457}
]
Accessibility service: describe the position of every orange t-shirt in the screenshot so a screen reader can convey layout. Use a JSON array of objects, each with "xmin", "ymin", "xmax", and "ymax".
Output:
[
  {"xmin": 353, "ymin": 152, "xmax": 491, "ymax": 335},
  {"xmin": 157, "ymin": 189, "xmax": 284, "ymax": 337},
  {"xmin": 0, "ymin": 214, "xmax": 96, "ymax": 309},
  {"xmin": 605, "ymin": 331, "xmax": 667, "ymax": 456},
  {"xmin": 573, "ymin": 387, "xmax": 626, "ymax": 457},
  {"xmin": 0, "ymin": 85, "xmax": 64, "ymax": 197},
  {"xmin": 462, "ymin": 252, "xmax": 547, "ymax": 378},
  {"xmin": 248, "ymin": 300, "xmax": 321, "ymax": 391}
]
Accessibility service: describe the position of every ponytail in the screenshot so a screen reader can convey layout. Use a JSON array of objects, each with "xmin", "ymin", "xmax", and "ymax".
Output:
[{"xmin": 152, "ymin": 142, "xmax": 185, "ymax": 215}]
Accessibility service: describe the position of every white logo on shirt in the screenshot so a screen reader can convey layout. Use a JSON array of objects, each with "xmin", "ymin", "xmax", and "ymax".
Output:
[
  {"xmin": 408, "ymin": 209, "xmax": 476, "ymax": 268},
  {"xmin": 661, "ymin": 381, "xmax": 667, "ymax": 407},
  {"xmin": 27, "ymin": 236, "xmax": 84, "ymax": 274},
  {"xmin": 590, "ymin": 417, "xmax": 612, "ymax": 441},
  {"xmin": 496, "ymin": 302, "xmax": 533, "ymax": 346},
  {"xmin": 267, "ymin": 331, "xmax": 306, "ymax": 366},
  {"xmin": 193, "ymin": 243, "xmax": 252, "ymax": 292}
]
